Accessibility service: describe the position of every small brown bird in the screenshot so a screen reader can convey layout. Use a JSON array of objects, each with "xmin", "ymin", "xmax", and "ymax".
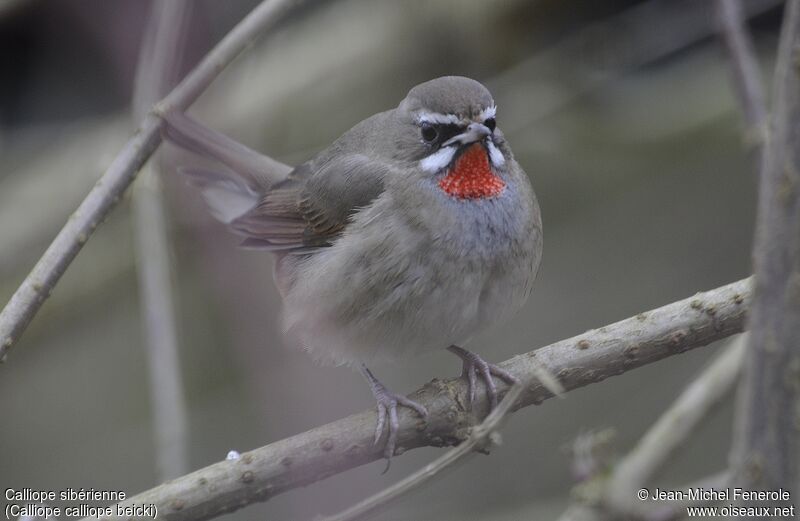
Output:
[{"xmin": 164, "ymin": 76, "xmax": 543, "ymax": 460}]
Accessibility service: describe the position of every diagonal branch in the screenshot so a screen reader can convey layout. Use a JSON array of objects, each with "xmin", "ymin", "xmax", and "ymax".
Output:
[
  {"xmin": 0, "ymin": 0, "xmax": 303, "ymax": 362},
  {"xmin": 85, "ymin": 277, "xmax": 751, "ymax": 521}
]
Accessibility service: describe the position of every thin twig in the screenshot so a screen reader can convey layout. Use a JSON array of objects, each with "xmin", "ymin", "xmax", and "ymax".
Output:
[
  {"xmin": 87, "ymin": 277, "xmax": 751, "ymax": 521},
  {"xmin": 714, "ymin": 0, "xmax": 769, "ymax": 161},
  {"xmin": 315, "ymin": 384, "xmax": 524, "ymax": 521},
  {"xmin": 0, "ymin": 0, "xmax": 303, "ymax": 362},
  {"xmin": 132, "ymin": 0, "xmax": 192, "ymax": 120},
  {"xmin": 605, "ymin": 335, "xmax": 746, "ymax": 513},
  {"xmin": 134, "ymin": 171, "xmax": 190, "ymax": 480},
  {"xmin": 731, "ymin": 0, "xmax": 800, "ymax": 504},
  {"xmin": 131, "ymin": 0, "xmax": 193, "ymax": 480}
]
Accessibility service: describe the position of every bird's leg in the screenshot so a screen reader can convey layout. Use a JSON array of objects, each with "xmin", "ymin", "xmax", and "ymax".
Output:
[
  {"xmin": 361, "ymin": 365, "xmax": 428, "ymax": 464},
  {"xmin": 447, "ymin": 345, "xmax": 520, "ymax": 410}
]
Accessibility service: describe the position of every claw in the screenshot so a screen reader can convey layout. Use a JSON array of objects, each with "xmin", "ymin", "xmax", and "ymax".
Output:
[
  {"xmin": 466, "ymin": 363, "xmax": 477, "ymax": 405},
  {"xmin": 448, "ymin": 345, "xmax": 520, "ymax": 411},
  {"xmin": 374, "ymin": 402, "xmax": 387, "ymax": 445},
  {"xmin": 395, "ymin": 394, "xmax": 429, "ymax": 418},
  {"xmin": 387, "ymin": 402, "xmax": 399, "ymax": 459},
  {"xmin": 361, "ymin": 365, "xmax": 428, "ymax": 463}
]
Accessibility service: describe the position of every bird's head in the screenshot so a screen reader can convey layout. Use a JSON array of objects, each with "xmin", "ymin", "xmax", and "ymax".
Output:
[{"xmin": 394, "ymin": 76, "xmax": 509, "ymax": 199}]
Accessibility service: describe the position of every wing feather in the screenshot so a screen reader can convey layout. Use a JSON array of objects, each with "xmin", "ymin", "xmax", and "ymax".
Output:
[{"xmin": 230, "ymin": 154, "xmax": 387, "ymax": 251}]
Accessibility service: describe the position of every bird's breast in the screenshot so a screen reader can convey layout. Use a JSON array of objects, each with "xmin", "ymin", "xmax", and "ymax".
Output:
[{"xmin": 277, "ymin": 163, "xmax": 540, "ymax": 367}]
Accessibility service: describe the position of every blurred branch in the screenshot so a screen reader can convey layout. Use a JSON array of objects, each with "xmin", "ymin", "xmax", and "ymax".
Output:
[
  {"xmin": 134, "ymin": 172, "xmax": 189, "ymax": 480},
  {"xmin": 90, "ymin": 277, "xmax": 751, "ymax": 521},
  {"xmin": 714, "ymin": 0, "xmax": 768, "ymax": 161},
  {"xmin": 731, "ymin": 0, "xmax": 800, "ymax": 505},
  {"xmin": 562, "ymin": 471, "xmax": 730, "ymax": 521},
  {"xmin": 492, "ymin": 0, "xmax": 782, "ymax": 135},
  {"xmin": 0, "ymin": 0, "xmax": 779, "ymax": 281},
  {"xmin": 605, "ymin": 336, "xmax": 746, "ymax": 514},
  {"xmin": 316, "ymin": 384, "xmax": 524, "ymax": 521},
  {"xmin": 131, "ymin": 0, "xmax": 193, "ymax": 480},
  {"xmin": 133, "ymin": 0, "xmax": 192, "ymax": 121},
  {"xmin": 559, "ymin": 336, "xmax": 746, "ymax": 521},
  {"xmin": 566, "ymin": 428, "xmax": 617, "ymax": 484},
  {"xmin": 0, "ymin": 0, "xmax": 303, "ymax": 362}
]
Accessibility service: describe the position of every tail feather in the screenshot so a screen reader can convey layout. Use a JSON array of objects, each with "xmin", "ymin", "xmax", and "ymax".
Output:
[
  {"xmin": 163, "ymin": 112, "xmax": 291, "ymax": 192},
  {"xmin": 178, "ymin": 166, "xmax": 260, "ymax": 224},
  {"xmin": 163, "ymin": 112, "xmax": 294, "ymax": 225}
]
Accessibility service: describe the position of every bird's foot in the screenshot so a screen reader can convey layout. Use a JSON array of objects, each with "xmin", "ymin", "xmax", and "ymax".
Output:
[
  {"xmin": 361, "ymin": 366, "xmax": 428, "ymax": 467},
  {"xmin": 447, "ymin": 345, "xmax": 520, "ymax": 410}
]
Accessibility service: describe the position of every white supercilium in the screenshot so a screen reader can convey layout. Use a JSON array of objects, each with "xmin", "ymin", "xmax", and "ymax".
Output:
[
  {"xmin": 416, "ymin": 112, "xmax": 461, "ymax": 125},
  {"xmin": 477, "ymin": 105, "xmax": 496, "ymax": 122}
]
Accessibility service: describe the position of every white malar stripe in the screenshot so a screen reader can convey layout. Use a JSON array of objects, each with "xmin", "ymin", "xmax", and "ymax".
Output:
[
  {"xmin": 417, "ymin": 112, "xmax": 461, "ymax": 125},
  {"xmin": 478, "ymin": 105, "xmax": 497, "ymax": 122},
  {"xmin": 420, "ymin": 146, "xmax": 456, "ymax": 172},
  {"xmin": 487, "ymin": 141, "xmax": 505, "ymax": 167}
]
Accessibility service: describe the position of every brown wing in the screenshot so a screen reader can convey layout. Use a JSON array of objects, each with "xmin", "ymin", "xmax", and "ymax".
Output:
[{"xmin": 230, "ymin": 154, "xmax": 387, "ymax": 253}]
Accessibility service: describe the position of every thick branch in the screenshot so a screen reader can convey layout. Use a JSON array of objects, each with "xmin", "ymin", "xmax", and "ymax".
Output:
[
  {"xmin": 316, "ymin": 384, "xmax": 524, "ymax": 521},
  {"xmin": 731, "ymin": 0, "xmax": 800, "ymax": 503},
  {"xmin": 88, "ymin": 277, "xmax": 750, "ymax": 521},
  {"xmin": 0, "ymin": 0, "xmax": 302, "ymax": 361}
]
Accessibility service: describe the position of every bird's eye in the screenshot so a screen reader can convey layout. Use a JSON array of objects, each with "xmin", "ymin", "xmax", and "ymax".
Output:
[
  {"xmin": 420, "ymin": 123, "xmax": 438, "ymax": 143},
  {"xmin": 484, "ymin": 117, "xmax": 496, "ymax": 132}
]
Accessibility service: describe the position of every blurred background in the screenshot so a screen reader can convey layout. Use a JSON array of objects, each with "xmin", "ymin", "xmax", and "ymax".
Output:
[{"xmin": 0, "ymin": 0, "xmax": 781, "ymax": 519}]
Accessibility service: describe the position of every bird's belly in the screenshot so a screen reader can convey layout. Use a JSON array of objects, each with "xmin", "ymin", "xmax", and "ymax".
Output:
[{"xmin": 279, "ymin": 192, "xmax": 539, "ymax": 367}]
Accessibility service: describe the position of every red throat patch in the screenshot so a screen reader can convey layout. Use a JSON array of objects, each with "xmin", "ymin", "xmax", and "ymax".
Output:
[{"xmin": 438, "ymin": 143, "xmax": 505, "ymax": 199}]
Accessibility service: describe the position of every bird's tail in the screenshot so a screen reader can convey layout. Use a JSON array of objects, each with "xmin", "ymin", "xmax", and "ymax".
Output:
[{"xmin": 162, "ymin": 112, "xmax": 292, "ymax": 223}]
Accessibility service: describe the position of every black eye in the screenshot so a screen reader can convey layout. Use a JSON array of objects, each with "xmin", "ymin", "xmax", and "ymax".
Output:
[
  {"xmin": 420, "ymin": 123, "xmax": 438, "ymax": 143},
  {"xmin": 484, "ymin": 117, "xmax": 496, "ymax": 132}
]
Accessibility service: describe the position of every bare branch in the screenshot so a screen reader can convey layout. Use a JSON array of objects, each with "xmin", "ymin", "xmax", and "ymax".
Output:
[
  {"xmin": 131, "ymin": 0, "xmax": 194, "ymax": 481},
  {"xmin": 85, "ymin": 277, "xmax": 750, "ymax": 521},
  {"xmin": 134, "ymin": 171, "xmax": 190, "ymax": 480},
  {"xmin": 0, "ymin": 0, "xmax": 303, "ymax": 361},
  {"xmin": 714, "ymin": 0, "xmax": 769, "ymax": 160},
  {"xmin": 731, "ymin": 0, "xmax": 800, "ymax": 504},
  {"xmin": 315, "ymin": 384, "xmax": 524, "ymax": 521}
]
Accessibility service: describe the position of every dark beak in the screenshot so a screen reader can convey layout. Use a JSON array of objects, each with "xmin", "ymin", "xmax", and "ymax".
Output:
[{"xmin": 442, "ymin": 122, "xmax": 492, "ymax": 147}]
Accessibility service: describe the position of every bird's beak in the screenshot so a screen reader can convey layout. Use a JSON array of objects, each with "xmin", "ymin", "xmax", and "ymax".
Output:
[{"xmin": 443, "ymin": 122, "xmax": 492, "ymax": 147}]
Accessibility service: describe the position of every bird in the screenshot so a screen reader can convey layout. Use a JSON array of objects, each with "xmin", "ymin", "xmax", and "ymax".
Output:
[{"xmin": 162, "ymin": 76, "xmax": 543, "ymax": 462}]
